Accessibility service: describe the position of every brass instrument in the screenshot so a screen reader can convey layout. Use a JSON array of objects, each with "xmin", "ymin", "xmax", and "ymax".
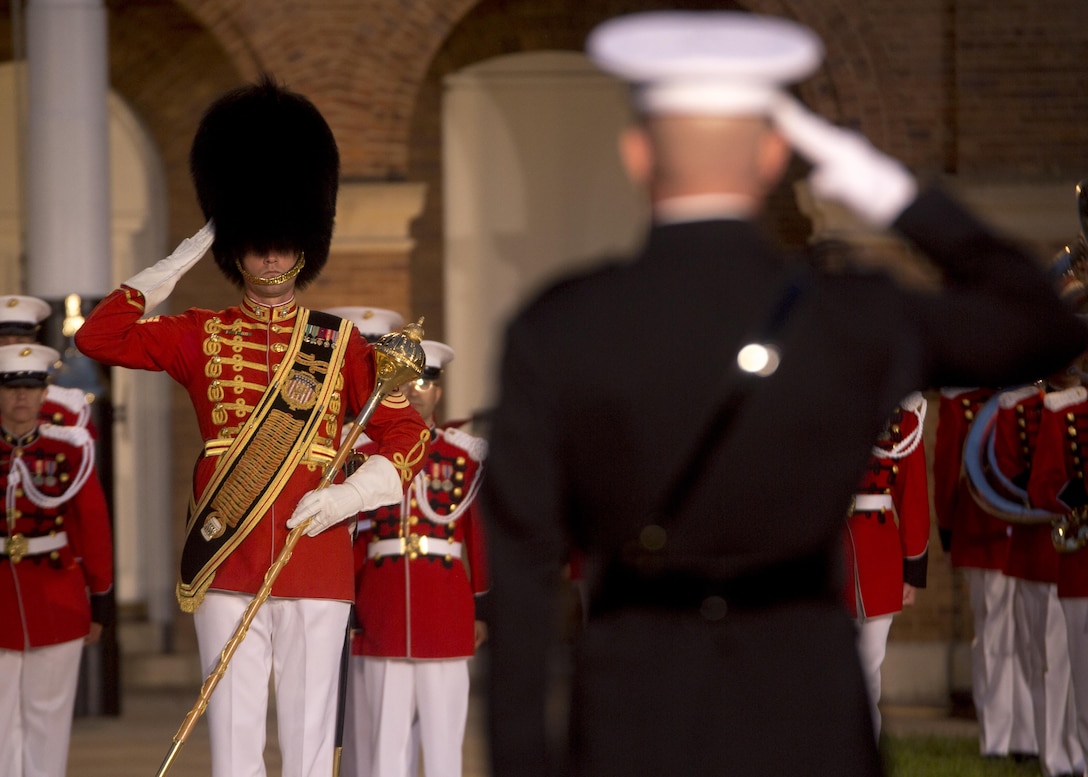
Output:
[
  {"xmin": 1053, "ymin": 505, "xmax": 1088, "ymax": 553},
  {"xmin": 154, "ymin": 319, "xmax": 426, "ymax": 777}
]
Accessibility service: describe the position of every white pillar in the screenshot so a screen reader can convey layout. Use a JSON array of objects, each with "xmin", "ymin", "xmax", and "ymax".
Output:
[{"xmin": 25, "ymin": 0, "xmax": 111, "ymax": 298}]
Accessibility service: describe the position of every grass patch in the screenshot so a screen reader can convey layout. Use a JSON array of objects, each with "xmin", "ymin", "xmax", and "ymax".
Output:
[{"xmin": 884, "ymin": 735, "xmax": 1040, "ymax": 777}]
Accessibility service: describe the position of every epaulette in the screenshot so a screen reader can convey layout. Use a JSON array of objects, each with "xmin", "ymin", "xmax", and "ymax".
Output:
[
  {"xmin": 39, "ymin": 422, "xmax": 92, "ymax": 448},
  {"xmin": 1044, "ymin": 385, "xmax": 1088, "ymax": 412},
  {"xmin": 998, "ymin": 385, "xmax": 1042, "ymax": 409},
  {"xmin": 439, "ymin": 425, "xmax": 488, "ymax": 462},
  {"xmin": 45, "ymin": 384, "xmax": 89, "ymax": 414},
  {"xmin": 899, "ymin": 391, "xmax": 925, "ymax": 413}
]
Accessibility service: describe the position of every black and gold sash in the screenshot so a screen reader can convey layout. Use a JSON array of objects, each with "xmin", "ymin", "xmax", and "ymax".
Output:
[{"xmin": 177, "ymin": 309, "xmax": 352, "ymax": 612}]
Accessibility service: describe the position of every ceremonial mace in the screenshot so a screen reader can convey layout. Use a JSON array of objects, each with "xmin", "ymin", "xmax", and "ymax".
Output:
[{"xmin": 153, "ymin": 319, "xmax": 427, "ymax": 777}]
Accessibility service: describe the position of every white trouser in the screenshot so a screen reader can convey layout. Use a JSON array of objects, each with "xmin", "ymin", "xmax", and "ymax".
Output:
[
  {"xmin": 194, "ymin": 591, "xmax": 351, "ymax": 777},
  {"xmin": 1060, "ymin": 597, "xmax": 1088, "ymax": 772},
  {"xmin": 1017, "ymin": 581, "xmax": 1082, "ymax": 775},
  {"xmin": 965, "ymin": 568, "xmax": 1018, "ymax": 756},
  {"xmin": 1009, "ymin": 585, "xmax": 1038, "ymax": 757},
  {"xmin": 0, "ymin": 639, "xmax": 84, "ymax": 777},
  {"xmin": 341, "ymin": 655, "xmax": 420, "ymax": 777},
  {"xmin": 363, "ymin": 657, "xmax": 469, "ymax": 777},
  {"xmin": 855, "ymin": 614, "xmax": 893, "ymax": 738}
]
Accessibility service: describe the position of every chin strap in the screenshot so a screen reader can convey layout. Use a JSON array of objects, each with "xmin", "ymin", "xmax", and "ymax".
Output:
[{"xmin": 235, "ymin": 253, "xmax": 306, "ymax": 286}]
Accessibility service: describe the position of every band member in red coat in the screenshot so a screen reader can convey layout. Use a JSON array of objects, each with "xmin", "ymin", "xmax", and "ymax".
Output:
[
  {"xmin": 1027, "ymin": 383, "xmax": 1088, "ymax": 777},
  {"xmin": 0, "ymin": 295, "xmax": 94, "ymax": 433},
  {"xmin": 74, "ymin": 78, "xmax": 428, "ymax": 777},
  {"xmin": 322, "ymin": 304, "xmax": 419, "ymax": 777},
  {"xmin": 843, "ymin": 393, "xmax": 929, "ymax": 737},
  {"xmin": 353, "ymin": 339, "xmax": 489, "ymax": 777},
  {"xmin": 996, "ymin": 382, "xmax": 1080, "ymax": 774},
  {"xmin": 0, "ymin": 344, "xmax": 113, "ymax": 777},
  {"xmin": 934, "ymin": 386, "xmax": 1035, "ymax": 758}
]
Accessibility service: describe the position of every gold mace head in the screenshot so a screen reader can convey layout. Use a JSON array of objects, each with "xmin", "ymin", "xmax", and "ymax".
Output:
[{"xmin": 372, "ymin": 317, "xmax": 426, "ymax": 390}]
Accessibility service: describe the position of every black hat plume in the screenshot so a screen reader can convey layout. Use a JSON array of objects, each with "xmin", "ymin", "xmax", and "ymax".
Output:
[{"xmin": 190, "ymin": 74, "xmax": 340, "ymax": 289}]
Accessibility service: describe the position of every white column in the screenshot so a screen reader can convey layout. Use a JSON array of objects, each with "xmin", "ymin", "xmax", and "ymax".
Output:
[{"xmin": 25, "ymin": 0, "xmax": 111, "ymax": 298}]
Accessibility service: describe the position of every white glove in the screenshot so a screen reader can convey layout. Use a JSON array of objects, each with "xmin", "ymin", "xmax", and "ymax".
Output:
[
  {"xmin": 124, "ymin": 221, "xmax": 215, "ymax": 313},
  {"xmin": 287, "ymin": 454, "xmax": 402, "ymax": 537},
  {"xmin": 771, "ymin": 96, "xmax": 917, "ymax": 227}
]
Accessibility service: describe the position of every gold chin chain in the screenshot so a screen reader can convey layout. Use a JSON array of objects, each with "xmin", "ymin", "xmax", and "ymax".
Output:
[{"xmin": 235, "ymin": 253, "xmax": 306, "ymax": 286}]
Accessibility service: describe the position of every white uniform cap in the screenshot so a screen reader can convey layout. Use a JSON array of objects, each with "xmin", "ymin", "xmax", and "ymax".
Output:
[
  {"xmin": 421, "ymin": 340, "xmax": 455, "ymax": 380},
  {"xmin": 323, "ymin": 306, "xmax": 405, "ymax": 341},
  {"xmin": 0, "ymin": 343, "xmax": 60, "ymax": 387},
  {"xmin": 0, "ymin": 295, "xmax": 51, "ymax": 336},
  {"xmin": 586, "ymin": 11, "xmax": 824, "ymax": 116}
]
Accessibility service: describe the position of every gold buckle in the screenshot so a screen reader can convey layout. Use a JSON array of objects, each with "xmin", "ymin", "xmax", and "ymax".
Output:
[
  {"xmin": 404, "ymin": 534, "xmax": 429, "ymax": 559},
  {"xmin": 6, "ymin": 533, "xmax": 28, "ymax": 564}
]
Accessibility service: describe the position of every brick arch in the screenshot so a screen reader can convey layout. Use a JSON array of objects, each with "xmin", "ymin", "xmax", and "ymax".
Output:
[
  {"xmin": 406, "ymin": 0, "xmax": 823, "ymax": 336},
  {"xmin": 174, "ymin": 0, "xmax": 480, "ymax": 179},
  {"xmin": 109, "ymin": 0, "xmax": 243, "ymax": 249}
]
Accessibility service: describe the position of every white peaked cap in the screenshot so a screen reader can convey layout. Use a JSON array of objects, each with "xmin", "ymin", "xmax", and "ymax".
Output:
[
  {"xmin": 0, "ymin": 343, "xmax": 60, "ymax": 387},
  {"xmin": 586, "ymin": 11, "xmax": 824, "ymax": 116},
  {"xmin": 421, "ymin": 340, "xmax": 455, "ymax": 379},
  {"xmin": 324, "ymin": 306, "xmax": 406, "ymax": 340},
  {"xmin": 0, "ymin": 295, "xmax": 51, "ymax": 332}
]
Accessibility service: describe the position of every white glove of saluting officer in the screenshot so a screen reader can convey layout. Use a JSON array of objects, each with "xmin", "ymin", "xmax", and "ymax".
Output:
[
  {"xmin": 287, "ymin": 454, "xmax": 403, "ymax": 537},
  {"xmin": 771, "ymin": 96, "xmax": 917, "ymax": 228},
  {"xmin": 123, "ymin": 221, "xmax": 215, "ymax": 313}
]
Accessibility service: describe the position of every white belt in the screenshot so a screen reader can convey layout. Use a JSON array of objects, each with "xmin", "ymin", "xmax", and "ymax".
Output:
[
  {"xmin": 355, "ymin": 518, "xmax": 373, "ymax": 533},
  {"xmin": 0, "ymin": 531, "xmax": 68, "ymax": 559},
  {"xmin": 851, "ymin": 494, "xmax": 894, "ymax": 513},
  {"xmin": 368, "ymin": 537, "xmax": 463, "ymax": 559}
]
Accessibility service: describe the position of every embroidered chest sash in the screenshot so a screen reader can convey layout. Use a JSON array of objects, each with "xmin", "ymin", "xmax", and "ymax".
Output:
[{"xmin": 177, "ymin": 309, "xmax": 351, "ymax": 612}]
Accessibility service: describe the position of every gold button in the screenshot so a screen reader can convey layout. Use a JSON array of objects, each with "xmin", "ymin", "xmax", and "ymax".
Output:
[{"xmin": 640, "ymin": 524, "xmax": 667, "ymax": 551}]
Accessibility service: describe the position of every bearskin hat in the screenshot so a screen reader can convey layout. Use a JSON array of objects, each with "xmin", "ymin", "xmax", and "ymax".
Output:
[{"xmin": 190, "ymin": 74, "xmax": 339, "ymax": 289}]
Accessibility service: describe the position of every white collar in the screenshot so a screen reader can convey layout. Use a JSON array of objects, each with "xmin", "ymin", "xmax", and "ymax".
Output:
[{"xmin": 653, "ymin": 193, "xmax": 757, "ymax": 225}]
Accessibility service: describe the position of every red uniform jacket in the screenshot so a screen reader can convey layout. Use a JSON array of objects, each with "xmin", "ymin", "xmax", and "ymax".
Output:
[
  {"xmin": 1025, "ymin": 386, "xmax": 1088, "ymax": 598},
  {"xmin": 993, "ymin": 386, "xmax": 1059, "ymax": 584},
  {"xmin": 353, "ymin": 425, "xmax": 490, "ymax": 659},
  {"xmin": 0, "ymin": 424, "xmax": 113, "ymax": 649},
  {"xmin": 74, "ymin": 288, "xmax": 428, "ymax": 602},
  {"xmin": 842, "ymin": 394, "xmax": 930, "ymax": 619},
  {"xmin": 934, "ymin": 387, "xmax": 1010, "ymax": 570}
]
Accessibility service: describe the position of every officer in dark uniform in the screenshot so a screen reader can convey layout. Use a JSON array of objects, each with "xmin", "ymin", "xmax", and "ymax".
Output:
[{"xmin": 481, "ymin": 10, "xmax": 1088, "ymax": 777}]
